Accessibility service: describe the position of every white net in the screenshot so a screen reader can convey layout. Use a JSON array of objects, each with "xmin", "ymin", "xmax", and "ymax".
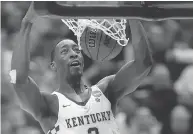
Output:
[{"xmin": 61, "ymin": 19, "xmax": 129, "ymax": 49}]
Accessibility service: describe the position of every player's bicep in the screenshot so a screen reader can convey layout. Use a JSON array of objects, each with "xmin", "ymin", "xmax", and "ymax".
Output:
[
  {"xmin": 110, "ymin": 60, "xmax": 150, "ymax": 92},
  {"xmin": 110, "ymin": 65, "xmax": 151, "ymax": 101},
  {"xmin": 13, "ymin": 76, "xmax": 48, "ymax": 119}
]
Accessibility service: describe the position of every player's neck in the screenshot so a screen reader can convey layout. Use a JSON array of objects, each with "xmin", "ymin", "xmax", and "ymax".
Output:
[
  {"xmin": 68, "ymin": 75, "xmax": 84, "ymax": 94},
  {"xmin": 59, "ymin": 75, "xmax": 85, "ymax": 94}
]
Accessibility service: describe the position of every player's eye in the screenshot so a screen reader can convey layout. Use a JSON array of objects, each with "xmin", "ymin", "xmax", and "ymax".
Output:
[
  {"xmin": 74, "ymin": 47, "xmax": 81, "ymax": 53},
  {"xmin": 61, "ymin": 48, "xmax": 68, "ymax": 54}
]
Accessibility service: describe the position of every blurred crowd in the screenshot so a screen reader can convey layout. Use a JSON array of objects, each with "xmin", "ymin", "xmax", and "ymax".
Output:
[{"xmin": 1, "ymin": 2, "xmax": 193, "ymax": 134}]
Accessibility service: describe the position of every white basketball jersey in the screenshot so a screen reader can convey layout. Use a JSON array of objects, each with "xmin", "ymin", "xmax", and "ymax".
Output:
[{"xmin": 47, "ymin": 85, "xmax": 120, "ymax": 134}]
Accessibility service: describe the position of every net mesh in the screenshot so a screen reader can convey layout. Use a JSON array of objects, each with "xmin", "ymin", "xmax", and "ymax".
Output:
[{"xmin": 61, "ymin": 19, "xmax": 129, "ymax": 49}]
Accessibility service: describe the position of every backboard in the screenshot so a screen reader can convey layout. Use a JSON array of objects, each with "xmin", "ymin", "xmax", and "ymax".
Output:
[{"xmin": 34, "ymin": 1, "xmax": 193, "ymax": 20}]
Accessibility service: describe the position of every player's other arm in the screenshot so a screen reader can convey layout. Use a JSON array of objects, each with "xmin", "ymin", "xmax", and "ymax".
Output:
[
  {"xmin": 11, "ymin": 3, "xmax": 51, "ymax": 120},
  {"xmin": 97, "ymin": 20, "xmax": 153, "ymax": 100}
]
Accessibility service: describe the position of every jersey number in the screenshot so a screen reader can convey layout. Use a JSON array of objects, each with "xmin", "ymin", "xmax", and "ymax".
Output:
[{"xmin": 88, "ymin": 127, "xmax": 99, "ymax": 134}]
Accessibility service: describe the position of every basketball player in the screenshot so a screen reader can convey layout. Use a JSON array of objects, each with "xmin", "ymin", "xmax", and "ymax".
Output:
[{"xmin": 11, "ymin": 2, "xmax": 153, "ymax": 134}]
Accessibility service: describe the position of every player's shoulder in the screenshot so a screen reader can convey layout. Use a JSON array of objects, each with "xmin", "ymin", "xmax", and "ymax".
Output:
[
  {"xmin": 96, "ymin": 75, "xmax": 115, "ymax": 93},
  {"xmin": 41, "ymin": 91, "xmax": 57, "ymax": 99},
  {"xmin": 40, "ymin": 91, "xmax": 59, "ymax": 117}
]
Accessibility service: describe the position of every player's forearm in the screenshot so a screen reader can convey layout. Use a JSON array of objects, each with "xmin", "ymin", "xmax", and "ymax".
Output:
[
  {"xmin": 108, "ymin": 20, "xmax": 153, "ymax": 94},
  {"xmin": 133, "ymin": 43, "xmax": 153, "ymax": 74},
  {"xmin": 131, "ymin": 20, "xmax": 153, "ymax": 74},
  {"xmin": 11, "ymin": 22, "xmax": 33, "ymax": 84}
]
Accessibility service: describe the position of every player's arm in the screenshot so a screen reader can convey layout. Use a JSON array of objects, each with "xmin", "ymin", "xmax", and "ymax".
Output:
[
  {"xmin": 11, "ymin": 3, "xmax": 51, "ymax": 120},
  {"xmin": 97, "ymin": 20, "xmax": 153, "ymax": 100}
]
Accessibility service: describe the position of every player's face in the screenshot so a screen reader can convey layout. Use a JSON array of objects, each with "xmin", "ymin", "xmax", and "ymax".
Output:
[{"xmin": 55, "ymin": 39, "xmax": 84, "ymax": 77}]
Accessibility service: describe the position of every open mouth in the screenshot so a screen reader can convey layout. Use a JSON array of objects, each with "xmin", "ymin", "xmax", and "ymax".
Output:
[{"xmin": 70, "ymin": 60, "xmax": 81, "ymax": 67}]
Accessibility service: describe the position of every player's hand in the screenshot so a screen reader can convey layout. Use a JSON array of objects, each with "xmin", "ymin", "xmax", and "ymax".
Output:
[
  {"xmin": 22, "ymin": 2, "xmax": 66, "ymax": 23},
  {"xmin": 22, "ymin": 2, "xmax": 38, "ymax": 24}
]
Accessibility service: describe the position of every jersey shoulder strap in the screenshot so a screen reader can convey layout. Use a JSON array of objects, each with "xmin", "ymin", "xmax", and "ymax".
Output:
[
  {"xmin": 91, "ymin": 85, "xmax": 103, "ymax": 94},
  {"xmin": 92, "ymin": 85, "xmax": 112, "ymax": 105},
  {"xmin": 91, "ymin": 85, "xmax": 108, "ymax": 98},
  {"xmin": 52, "ymin": 91, "xmax": 72, "ymax": 107}
]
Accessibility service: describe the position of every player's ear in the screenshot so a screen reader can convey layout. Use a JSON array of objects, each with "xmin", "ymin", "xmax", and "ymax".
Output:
[{"xmin": 50, "ymin": 61, "xmax": 57, "ymax": 72}]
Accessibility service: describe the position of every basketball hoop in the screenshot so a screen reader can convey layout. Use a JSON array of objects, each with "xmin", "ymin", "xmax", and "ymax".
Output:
[
  {"xmin": 61, "ymin": 19, "xmax": 129, "ymax": 49},
  {"xmin": 35, "ymin": 1, "xmax": 193, "ymax": 49}
]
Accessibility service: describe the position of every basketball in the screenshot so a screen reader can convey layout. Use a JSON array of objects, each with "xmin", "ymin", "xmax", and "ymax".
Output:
[{"xmin": 80, "ymin": 27, "xmax": 123, "ymax": 61}]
